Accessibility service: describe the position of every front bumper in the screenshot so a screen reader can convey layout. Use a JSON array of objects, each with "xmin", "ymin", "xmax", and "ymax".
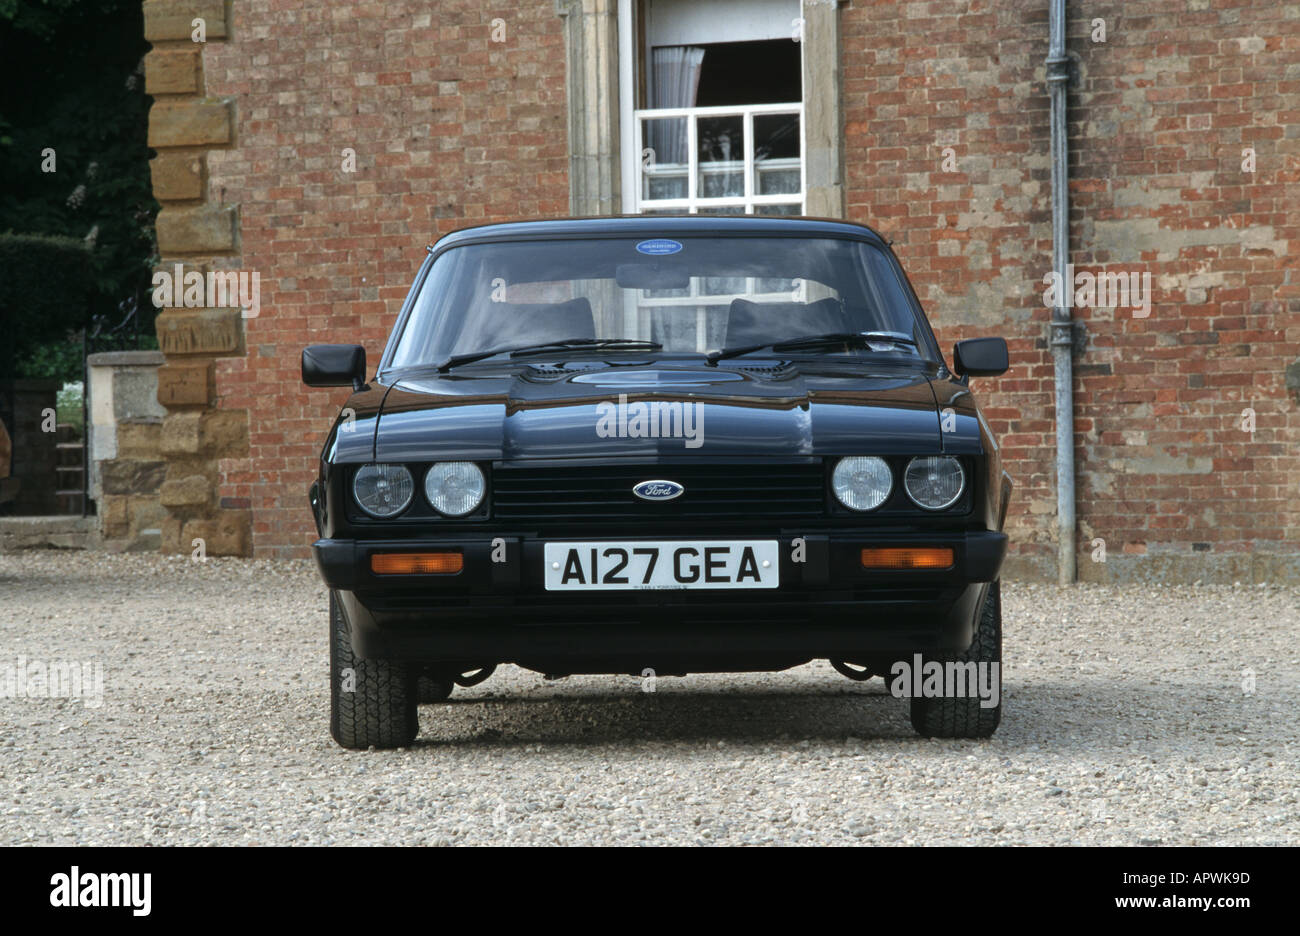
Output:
[{"xmin": 313, "ymin": 530, "xmax": 1007, "ymax": 669}]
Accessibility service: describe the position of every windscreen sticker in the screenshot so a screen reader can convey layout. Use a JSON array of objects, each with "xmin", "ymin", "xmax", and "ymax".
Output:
[{"xmin": 635, "ymin": 238, "xmax": 683, "ymax": 256}]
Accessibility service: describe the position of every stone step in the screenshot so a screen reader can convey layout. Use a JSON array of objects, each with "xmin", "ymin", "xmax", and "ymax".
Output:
[{"xmin": 0, "ymin": 516, "xmax": 97, "ymax": 552}]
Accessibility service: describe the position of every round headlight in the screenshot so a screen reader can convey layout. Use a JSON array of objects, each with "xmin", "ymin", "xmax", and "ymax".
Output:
[
  {"xmin": 352, "ymin": 464, "xmax": 414, "ymax": 518},
  {"xmin": 904, "ymin": 456, "xmax": 966, "ymax": 510},
  {"xmin": 424, "ymin": 462, "xmax": 486, "ymax": 516},
  {"xmin": 832, "ymin": 456, "xmax": 893, "ymax": 511}
]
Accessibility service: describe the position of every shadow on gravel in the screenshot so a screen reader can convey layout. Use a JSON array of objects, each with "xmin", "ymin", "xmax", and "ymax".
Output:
[
  {"xmin": 992, "ymin": 679, "xmax": 1282, "ymax": 751},
  {"xmin": 406, "ymin": 677, "xmax": 1285, "ymax": 750},
  {"xmin": 414, "ymin": 685, "xmax": 916, "ymax": 745}
]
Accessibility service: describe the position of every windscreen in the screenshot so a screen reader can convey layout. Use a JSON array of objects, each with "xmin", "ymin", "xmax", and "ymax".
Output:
[{"xmin": 387, "ymin": 236, "xmax": 933, "ymax": 368}]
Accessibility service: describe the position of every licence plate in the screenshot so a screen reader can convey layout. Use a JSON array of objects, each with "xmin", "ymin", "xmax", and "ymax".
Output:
[{"xmin": 543, "ymin": 540, "xmax": 779, "ymax": 591}]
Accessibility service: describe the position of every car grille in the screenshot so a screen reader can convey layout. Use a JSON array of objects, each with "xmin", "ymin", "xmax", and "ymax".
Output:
[{"xmin": 492, "ymin": 462, "xmax": 827, "ymax": 522}]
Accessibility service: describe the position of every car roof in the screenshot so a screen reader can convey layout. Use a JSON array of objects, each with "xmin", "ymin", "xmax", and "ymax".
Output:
[{"xmin": 429, "ymin": 215, "xmax": 890, "ymax": 250}]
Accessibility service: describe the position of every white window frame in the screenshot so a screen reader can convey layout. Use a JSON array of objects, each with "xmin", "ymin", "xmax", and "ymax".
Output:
[
  {"xmin": 614, "ymin": 1, "xmax": 808, "ymax": 351},
  {"xmin": 617, "ymin": 0, "xmax": 805, "ymax": 216},
  {"xmin": 627, "ymin": 275, "xmax": 810, "ymax": 350},
  {"xmin": 633, "ymin": 103, "xmax": 804, "ymax": 214}
]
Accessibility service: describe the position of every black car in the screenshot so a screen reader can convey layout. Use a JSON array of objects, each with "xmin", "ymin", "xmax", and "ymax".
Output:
[{"xmin": 303, "ymin": 216, "xmax": 1012, "ymax": 749}]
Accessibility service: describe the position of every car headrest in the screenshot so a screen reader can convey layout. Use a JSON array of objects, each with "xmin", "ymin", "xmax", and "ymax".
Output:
[
  {"xmin": 724, "ymin": 297, "xmax": 848, "ymax": 348},
  {"xmin": 468, "ymin": 297, "xmax": 596, "ymax": 347}
]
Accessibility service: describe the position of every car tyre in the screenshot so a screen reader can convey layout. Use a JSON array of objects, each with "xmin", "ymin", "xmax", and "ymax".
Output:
[
  {"xmin": 329, "ymin": 590, "xmax": 418, "ymax": 749},
  {"xmin": 909, "ymin": 580, "xmax": 1002, "ymax": 739}
]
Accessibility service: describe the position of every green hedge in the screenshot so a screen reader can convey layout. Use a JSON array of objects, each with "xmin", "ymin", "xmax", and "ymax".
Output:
[
  {"xmin": 0, "ymin": 232, "xmax": 95, "ymax": 381},
  {"xmin": 0, "ymin": 232, "xmax": 94, "ymax": 331}
]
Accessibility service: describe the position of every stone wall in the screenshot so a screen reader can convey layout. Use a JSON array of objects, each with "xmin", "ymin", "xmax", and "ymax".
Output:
[
  {"xmin": 143, "ymin": 0, "xmax": 252, "ymax": 556},
  {"xmin": 87, "ymin": 351, "xmax": 167, "ymax": 551}
]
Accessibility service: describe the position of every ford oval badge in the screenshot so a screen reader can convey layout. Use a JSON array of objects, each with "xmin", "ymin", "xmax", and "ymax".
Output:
[
  {"xmin": 633, "ymin": 480, "xmax": 684, "ymax": 502},
  {"xmin": 635, "ymin": 238, "xmax": 683, "ymax": 256}
]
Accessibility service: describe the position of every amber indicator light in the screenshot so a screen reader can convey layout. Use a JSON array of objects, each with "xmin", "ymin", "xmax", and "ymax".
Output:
[
  {"xmin": 860, "ymin": 547, "xmax": 954, "ymax": 570},
  {"xmin": 370, "ymin": 551, "xmax": 464, "ymax": 575}
]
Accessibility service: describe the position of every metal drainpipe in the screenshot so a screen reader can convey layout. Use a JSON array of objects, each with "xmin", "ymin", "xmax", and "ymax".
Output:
[{"xmin": 1047, "ymin": 0, "xmax": 1076, "ymax": 585}]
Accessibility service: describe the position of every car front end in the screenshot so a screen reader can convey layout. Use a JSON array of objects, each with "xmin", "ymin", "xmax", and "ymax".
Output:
[{"xmin": 303, "ymin": 216, "xmax": 1012, "ymax": 746}]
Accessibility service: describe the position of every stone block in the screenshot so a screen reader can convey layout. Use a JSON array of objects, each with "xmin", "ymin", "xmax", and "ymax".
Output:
[
  {"xmin": 199, "ymin": 409, "xmax": 249, "ymax": 457},
  {"xmin": 100, "ymin": 495, "xmax": 130, "ymax": 540},
  {"xmin": 147, "ymin": 98, "xmax": 232, "ymax": 148},
  {"xmin": 150, "ymin": 152, "xmax": 204, "ymax": 201},
  {"xmin": 115, "ymin": 421, "xmax": 163, "ymax": 460},
  {"xmin": 100, "ymin": 460, "xmax": 166, "ymax": 496},
  {"xmin": 157, "ymin": 360, "xmax": 215, "ymax": 407},
  {"xmin": 143, "ymin": 0, "xmax": 229, "ymax": 42},
  {"xmin": 145, "ymin": 47, "xmax": 200, "ymax": 94},
  {"xmin": 161, "ymin": 412, "xmax": 202, "ymax": 455},
  {"xmin": 184, "ymin": 509, "xmax": 252, "ymax": 557},
  {"xmin": 156, "ymin": 308, "xmax": 243, "ymax": 357},
  {"xmin": 159, "ymin": 473, "xmax": 211, "ymax": 508},
  {"xmin": 155, "ymin": 205, "xmax": 236, "ymax": 253}
]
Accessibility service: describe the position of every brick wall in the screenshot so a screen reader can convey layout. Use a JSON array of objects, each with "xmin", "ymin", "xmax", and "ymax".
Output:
[
  {"xmin": 198, "ymin": 1, "xmax": 570, "ymax": 557},
  {"xmin": 170, "ymin": 0, "xmax": 1297, "ymax": 577},
  {"xmin": 842, "ymin": 0, "xmax": 1299, "ymax": 580}
]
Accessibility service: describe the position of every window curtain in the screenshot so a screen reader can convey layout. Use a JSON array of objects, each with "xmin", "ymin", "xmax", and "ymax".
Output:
[{"xmin": 648, "ymin": 45, "xmax": 705, "ymax": 166}]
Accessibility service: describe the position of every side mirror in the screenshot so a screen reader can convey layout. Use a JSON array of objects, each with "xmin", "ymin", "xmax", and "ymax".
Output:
[
  {"xmin": 953, "ymin": 337, "xmax": 1008, "ymax": 377},
  {"xmin": 302, "ymin": 344, "xmax": 366, "ymax": 390}
]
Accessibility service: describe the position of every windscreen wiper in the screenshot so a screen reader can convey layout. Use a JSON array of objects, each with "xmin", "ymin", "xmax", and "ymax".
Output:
[
  {"xmin": 437, "ymin": 338, "xmax": 663, "ymax": 372},
  {"xmin": 705, "ymin": 331, "xmax": 918, "ymax": 365}
]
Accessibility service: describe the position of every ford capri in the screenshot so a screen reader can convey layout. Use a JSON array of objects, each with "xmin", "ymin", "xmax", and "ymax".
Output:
[{"xmin": 303, "ymin": 216, "xmax": 1012, "ymax": 749}]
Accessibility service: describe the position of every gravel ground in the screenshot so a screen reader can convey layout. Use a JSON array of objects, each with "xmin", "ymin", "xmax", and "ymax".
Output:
[{"xmin": 1, "ymin": 550, "xmax": 1296, "ymax": 846}]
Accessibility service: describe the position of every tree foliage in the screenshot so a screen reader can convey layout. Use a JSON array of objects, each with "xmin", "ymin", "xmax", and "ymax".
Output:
[{"xmin": 0, "ymin": 0, "xmax": 159, "ymax": 381}]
